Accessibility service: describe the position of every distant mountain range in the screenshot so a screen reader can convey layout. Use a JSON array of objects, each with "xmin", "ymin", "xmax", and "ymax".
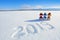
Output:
[{"xmin": 0, "ymin": 8, "xmax": 60, "ymax": 11}]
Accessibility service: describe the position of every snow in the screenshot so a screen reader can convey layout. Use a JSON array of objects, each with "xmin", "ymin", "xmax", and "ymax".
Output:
[{"xmin": 0, "ymin": 11, "xmax": 60, "ymax": 40}]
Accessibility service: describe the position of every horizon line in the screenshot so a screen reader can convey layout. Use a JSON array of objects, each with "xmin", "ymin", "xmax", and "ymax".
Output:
[{"xmin": 0, "ymin": 8, "xmax": 60, "ymax": 11}]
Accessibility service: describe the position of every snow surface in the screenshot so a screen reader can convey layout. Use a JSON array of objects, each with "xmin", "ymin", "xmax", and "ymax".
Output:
[{"xmin": 0, "ymin": 11, "xmax": 60, "ymax": 40}]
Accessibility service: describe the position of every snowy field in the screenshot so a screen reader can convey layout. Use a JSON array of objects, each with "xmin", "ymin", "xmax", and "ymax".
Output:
[{"xmin": 0, "ymin": 11, "xmax": 60, "ymax": 40}]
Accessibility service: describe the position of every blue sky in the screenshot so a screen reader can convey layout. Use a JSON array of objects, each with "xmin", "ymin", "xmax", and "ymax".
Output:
[{"xmin": 0, "ymin": 0, "xmax": 60, "ymax": 10}]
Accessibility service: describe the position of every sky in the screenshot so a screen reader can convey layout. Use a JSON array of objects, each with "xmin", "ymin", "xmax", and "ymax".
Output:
[{"xmin": 0, "ymin": 0, "xmax": 60, "ymax": 10}]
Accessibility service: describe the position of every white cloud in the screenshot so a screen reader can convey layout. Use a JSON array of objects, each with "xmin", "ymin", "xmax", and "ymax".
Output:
[
  {"xmin": 20, "ymin": 4, "xmax": 43, "ymax": 9},
  {"xmin": 50, "ymin": 6, "xmax": 60, "ymax": 8},
  {"xmin": 0, "ymin": 5, "xmax": 60, "ymax": 10},
  {"xmin": 20, "ymin": 4, "xmax": 60, "ymax": 9},
  {"xmin": 20, "ymin": 5, "xmax": 33, "ymax": 9},
  {"xmin": 44, "ymin": 6, "xmax": 60, "ymax": 8},
  {"xmin": 34, "ymin": 5, "xmax": 43, "ymax": 9}
]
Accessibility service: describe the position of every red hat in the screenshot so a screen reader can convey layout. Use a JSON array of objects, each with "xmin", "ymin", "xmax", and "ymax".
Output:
[{"xmin": 40, "ymin": 13, "xmax": 43, "ymax": 15}]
